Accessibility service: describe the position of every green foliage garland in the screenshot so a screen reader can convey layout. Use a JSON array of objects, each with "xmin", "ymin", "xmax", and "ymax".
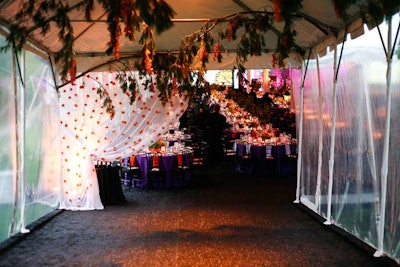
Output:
[{"xmin": 1, "ymin": 0, "xmax": 399, "ymax": 118}]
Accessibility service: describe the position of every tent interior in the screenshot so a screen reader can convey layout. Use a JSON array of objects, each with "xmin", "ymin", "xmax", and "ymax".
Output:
[{"xmin": 0, "ymin": 0, "xmax": 400, "ymax": 263}]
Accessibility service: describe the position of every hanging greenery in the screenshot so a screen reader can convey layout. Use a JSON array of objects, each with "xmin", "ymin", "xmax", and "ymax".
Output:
[
  {"xmin": 0, "ymin": 0, "xmax": 303, "ymax": 117},
  {"xmin": 2, "ymin": 0, "xmax": 175, "ymax": 82},
  {"xmin": 1, "ymin": 0, "xmax": 399, "ymax": 118},
  {"xmin": 179, "ymin": 1, "xmax": 304, "ymax": 95}
]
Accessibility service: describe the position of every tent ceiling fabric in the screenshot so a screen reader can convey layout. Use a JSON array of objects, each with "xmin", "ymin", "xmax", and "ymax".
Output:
[{"xmin": 0, "ymin": 0, "xmax": 384, "ymax": 73}]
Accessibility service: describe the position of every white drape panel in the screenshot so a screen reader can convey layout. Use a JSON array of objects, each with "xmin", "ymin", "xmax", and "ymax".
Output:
[{"xmin": 58, "ymin": 72, "xmax": 188, "ymax": 210}]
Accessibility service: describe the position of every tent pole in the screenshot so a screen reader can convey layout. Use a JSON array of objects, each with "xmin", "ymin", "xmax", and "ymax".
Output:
[
  {"xmin": 13, "ymin": 45, "xmax": 30, "ymax": 234},
  {"xmin": 324, "ymin": 27, "xmax": 347, "ymax": 225},
  {"xmin": 294, "ymin": 48, "xmax": 311, "ymax": 203},
  {"xmin": 374, "ymin": 17, "xmax": 393, "ymax": 258},
  {"xmin": 18, "ymin": 50, "xmax": 29, "ymax": 234},
  {"xmin": 315, "ymin": 55, "xmax": 323, "ymax": 211},
  {"xmin": 324, "ymin": 44, "xmax": 338, "ymax": 225},
  {"xmin": 9, "ymin": 42, "xmax": 20, "ymax": 237},
  {"xmin": 9, "ymin": 42, "xmax": 30, "ymax": 235}
]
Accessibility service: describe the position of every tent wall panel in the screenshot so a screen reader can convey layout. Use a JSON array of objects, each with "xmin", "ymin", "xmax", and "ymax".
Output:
[
  {"xmin": 385, "ymin": 54, "xmax": 400, "ymax": 258},
  {"xmin": 22, "ymin": 50, "xmax": 61, "ymax": 225},
  {"xmin": 0, "ymin": 34, "xmax": 60, "ymax": 244},
  {"xmin": 0, "ymin": 35, "xmax": 17, "ymax": 242},
  {"xmin": 295, "ymin": 16, "xmax": 400, "ymax": 262}
]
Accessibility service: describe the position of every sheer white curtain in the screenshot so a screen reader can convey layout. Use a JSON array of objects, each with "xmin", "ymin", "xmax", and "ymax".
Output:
[
  {"xmin": 294, "ymin": 46, "xmax": 387, "ymax": 252},
  {"xmin": 24, "ymin": 50, "xmax": 61, "ymax": 222},
  {"xmin": 0, "ymin": 37, "xmax": 17, "ymax": 242},
  {"xmin": 58, "ymin": 72, "xmax": 188, "ymax": 210},
  {"xmin": 0, "ymin": 35, "xmax": 60, "ymax": 242},
  {"xmin": 294, "ymin": 15, "xmax": 400, "ymax": 261}
]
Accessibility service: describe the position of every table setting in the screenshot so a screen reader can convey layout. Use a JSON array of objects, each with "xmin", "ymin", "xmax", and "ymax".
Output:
[
  {"xmin": 233, "ymin": 132, "xmax": 297, "ymax": 175},
  {"xmin": 121, "ymin": 137, "xmax": 194, "ymax": 189}
]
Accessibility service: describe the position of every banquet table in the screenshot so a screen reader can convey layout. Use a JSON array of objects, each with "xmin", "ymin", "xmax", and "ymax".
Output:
[
  {"xmin": 96, "ymin": 165, "xmax": 125, "ymax": 205},
  {"xmin": 227, "ymin": 129, "xmax": 246, "ymax": 141},
  {"xmin": 135, "ymin": 151, "xmax": 193, "ymax": 189},
  {"xmin": 234, "ymin": 141, "xmax": 297, "ymax": 176}
]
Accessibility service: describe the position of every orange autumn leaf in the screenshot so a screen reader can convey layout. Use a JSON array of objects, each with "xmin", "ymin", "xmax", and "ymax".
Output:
[{"xmin": 144, "ymin": 48, "xmax": 153, "ymax": 74}]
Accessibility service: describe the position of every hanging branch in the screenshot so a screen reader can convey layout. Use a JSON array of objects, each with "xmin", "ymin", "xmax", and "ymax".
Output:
[
  {"xmin": 0, "ymin": 0, "xmax": 305, "ymax": 115},
  {"xmin": 2, "ymin": 0, "xmax": 399, "ymax": 119},
  {"xmin": 2, "ymin": 0, "xmax": 175, "ymax": 82}
]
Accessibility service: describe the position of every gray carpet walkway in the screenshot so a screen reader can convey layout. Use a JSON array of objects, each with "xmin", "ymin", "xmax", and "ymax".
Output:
[{"xmin": 0, "ymin": 166, "xmax": 398, "ymax": 267}]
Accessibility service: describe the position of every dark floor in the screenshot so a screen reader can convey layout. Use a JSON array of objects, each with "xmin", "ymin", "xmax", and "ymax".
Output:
[{"xmin": 0, "ymin": 164, "xmax": 398, "ymax": 267}]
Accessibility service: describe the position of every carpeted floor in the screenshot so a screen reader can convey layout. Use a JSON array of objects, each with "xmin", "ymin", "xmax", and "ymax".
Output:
[{"xmin": 0, "ymin": 165, "xmax": 398, "ymax": 267}]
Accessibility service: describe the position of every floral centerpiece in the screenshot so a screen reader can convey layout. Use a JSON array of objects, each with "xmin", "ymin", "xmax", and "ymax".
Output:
[
  {"xmin": 249, "ymin": 120, "xmax": 260, "ymax": 128},
  {"xmin": 149, "ymin": 138, "xmax": 167, "ymax": 152},
  {"xmin": 261, "ymin": 131, "xmax": 274, "ymax": 140}
]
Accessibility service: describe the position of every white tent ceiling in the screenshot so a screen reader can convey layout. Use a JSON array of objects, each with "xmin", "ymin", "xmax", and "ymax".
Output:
[{"xmin": 0, "ymin": 0, "xmax": 397, "ymax": 75}]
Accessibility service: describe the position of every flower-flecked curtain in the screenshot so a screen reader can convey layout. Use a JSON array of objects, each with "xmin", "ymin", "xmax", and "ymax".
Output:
[{"xmin": 59, "ymin": 72, "xmax": 188, "ymax": 210}]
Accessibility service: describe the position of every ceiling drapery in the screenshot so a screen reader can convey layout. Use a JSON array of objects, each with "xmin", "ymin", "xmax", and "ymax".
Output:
[{"xmin": 58, "ymin": 72, "xmax": 188, "ymax": 210}]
